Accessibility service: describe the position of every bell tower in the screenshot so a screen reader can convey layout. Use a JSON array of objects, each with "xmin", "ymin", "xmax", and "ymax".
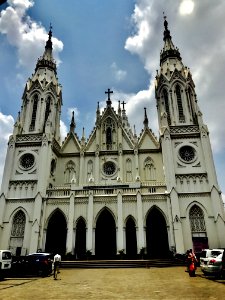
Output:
[
  {"xmin": 14, "ymin": 27, "xmax": 62, "ymax": 140},
  {"xmin": 155, "ymin": 17, "xmax": 224, "ymax": 253},
  {"xmin": 0, "ymin": 28, "xmax": 62, "ymax": 253}
]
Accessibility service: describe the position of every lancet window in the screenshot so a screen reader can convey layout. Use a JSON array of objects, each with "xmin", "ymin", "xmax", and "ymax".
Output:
[
  {"xmin": 30, "ymin": 94, "xmax": 38, "ymax": 131},
  {"xmin": 175, "ymin": 85, "xmax": 185, "ymax": 123},
  {"xmin": 103, "ymin": 117, "xmax": 115, "ymax": 150},
  {"xmin": 44, "ymin": 96, "xmax": 51, "ymax": 125},
  {"xmin": 188, "ymin": 87, "xmax": 196, "ymax": 124},
  {"xmin": 163, "ymin": 89, "xmax": 171, "ymax": 125},
  {"xmin": 11, "ymin": 210, "xmax": 26, "ymax": 237},
  {"xmin": 189, "ymin": 205, "xmax": 206, "ymax": 234}
]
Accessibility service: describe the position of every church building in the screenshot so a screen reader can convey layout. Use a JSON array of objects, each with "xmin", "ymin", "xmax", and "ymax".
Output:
[{"xmin": 0, "ymin": 19, "xmax": 224, "ymax": 258}]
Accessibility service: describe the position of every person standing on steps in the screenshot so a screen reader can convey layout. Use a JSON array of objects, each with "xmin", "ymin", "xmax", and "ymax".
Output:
[{"xmin": 53, "ymin": 253, "xmax": 61, "ymax": 280}]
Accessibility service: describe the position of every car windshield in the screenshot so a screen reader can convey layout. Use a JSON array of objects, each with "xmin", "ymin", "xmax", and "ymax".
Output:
[
  {"xmin": 2, "ymin": 251, "xmax": 12, "ymax": 260},
  {"xmin": 211, "ymin": 250, "xmax": 223, "ymax": 257}
]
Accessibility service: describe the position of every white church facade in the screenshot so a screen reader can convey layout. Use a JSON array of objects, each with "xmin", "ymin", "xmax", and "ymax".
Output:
[{"xmin": 0, "ymin": 19, "xmax": 225, "ymax": 258}]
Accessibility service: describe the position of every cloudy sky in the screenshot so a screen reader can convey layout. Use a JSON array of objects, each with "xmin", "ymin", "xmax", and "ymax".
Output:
[{"xmin": 0, "ymin": 0, "xmax": 224, "ymax": 200}]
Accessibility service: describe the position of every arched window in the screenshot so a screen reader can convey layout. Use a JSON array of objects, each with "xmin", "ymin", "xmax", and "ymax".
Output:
[
  {"xmin": 87, "ymin": 160, "xmax": 94, "ymax": 182},
  {"xmin": 50, "ymin": 159, "xmax": 56, "ymax": 175},
  {"xmin": 30, "ymin": 94, "xmax": 38, "ymax": 131},
  {"xmin": 189, "ymin": 205, "xmax": 206, "ymax": 233},
  {"xmin": 126, "ymin": 158, "xmax": 132, "ymax": 182},
  {"xmin": 103, "ymin": 117, "xmax": 115, "ymax": 150},
  {"xmin": 44, "ymin": 96, "xmax": 51, "ymax": 124},
  {"xmin": 11, "ymin": 210, "xmax": 26, "ymax": 237},
  {"xmin": 106, "ymin": 127, "xmax": 112, "ymax": 149},
  {"xmin": 163, "ymin": 89, "xmax": 171, "ymax": 125},
  {"xmin": 144, "ymin": 157, "xmax": 156, "ymax": 181},
  {"xmin": 175, "ymin": 85, "xmax": 185, "ymax": 123},
  {"xmin": 188, "ymin": 87, "xmax": 196, "ymax": 124},
  {"xmin": 64, "ymin": 160, "xmax": 76, "ymax": 183}
]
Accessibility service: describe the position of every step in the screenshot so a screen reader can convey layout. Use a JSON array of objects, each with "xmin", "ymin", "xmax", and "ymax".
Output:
[{"xmin": 61, "ymin": 259, "xmax": 185, "ymax": 269}]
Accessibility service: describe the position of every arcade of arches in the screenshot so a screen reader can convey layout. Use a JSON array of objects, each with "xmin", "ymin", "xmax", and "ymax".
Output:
[{"xmin": 44, "ymin": 205, "xmax": 207, "ymax": 259}]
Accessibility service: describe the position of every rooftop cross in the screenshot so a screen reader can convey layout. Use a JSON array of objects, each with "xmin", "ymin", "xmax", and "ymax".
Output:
[
  {"xmin": 105, "ymin": 88, "xmax": 113, "ymax": 100},
  {"xmin": 105, "ymin": 88, "xmax": 113, "ymax": 106},
  {"xmin": 121, "ymin": 100, "xmax": 126, "ymax": 110}
]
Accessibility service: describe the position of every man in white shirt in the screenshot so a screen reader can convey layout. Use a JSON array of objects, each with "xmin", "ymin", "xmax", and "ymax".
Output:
[{"xmin": 53, "ymin": 253, "xmax": 61, "ymax": 279}]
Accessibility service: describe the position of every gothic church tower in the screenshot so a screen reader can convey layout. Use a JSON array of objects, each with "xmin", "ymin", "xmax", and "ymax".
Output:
[
  {"xmin": 0, "ymin": 28, "xmax": 62, "ymax": 254},
  {"xmin": 156, "ymin": 18, "xmax": 225, "ymax": 253}
]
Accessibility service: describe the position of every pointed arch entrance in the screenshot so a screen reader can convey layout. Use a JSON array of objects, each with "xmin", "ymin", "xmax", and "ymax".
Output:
[
  {"xmin": 125, "ymin": 217, "xmax": 137, "ymax": 259},
  {"xmin": 146, "ymin": 207, "xmax": 169, "ymax": 258},
  {"xmin": 95, "ymin": 209, "xmax": 116, "ymax": 259},
  {"xmin": 75, "ymin": 218, "xmax": 86, "ymax": 259},
  {"xmin": 45, "ymin": 210, "xmax": 67, "ymax": 255}
]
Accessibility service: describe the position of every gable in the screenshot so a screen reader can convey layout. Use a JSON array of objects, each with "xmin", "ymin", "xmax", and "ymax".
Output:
[
  {"xmin": 61, "ymin": 133, "xmax": 80, "ymax": 154},
  {"xmin": 138, "ymin": 129, "xmax": 159, "ymax": 150}
]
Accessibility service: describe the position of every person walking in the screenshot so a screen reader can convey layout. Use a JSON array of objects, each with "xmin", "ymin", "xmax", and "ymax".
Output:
[
  {"xmin": 187, "ymin": 249, "xmax": 197, "ymax": 277},
  {"xmin": 53, "ymin": 253, "xmax": 61, "ymax": 280}
]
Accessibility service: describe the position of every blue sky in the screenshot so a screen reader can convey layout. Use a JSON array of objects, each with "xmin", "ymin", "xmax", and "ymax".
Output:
[{"xmin": 0, "ymin": 0, "xmax": 225, "ymax": 201}]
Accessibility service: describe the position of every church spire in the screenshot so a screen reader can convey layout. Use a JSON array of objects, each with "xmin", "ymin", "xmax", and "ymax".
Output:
[
  {"xmin": 160, "ymin": 15, "xmax": 181, "ymax": 66},
  {"xmin": 143, "ymin": 107, "xmax": 149, "ymax": 128},
  {"xmin": 70, "ymin": 111, "xmax": 76, "ymax": 132},
  {"xmin": 35, "ymin": 25, "xmax": 57, "ymax": 74}
]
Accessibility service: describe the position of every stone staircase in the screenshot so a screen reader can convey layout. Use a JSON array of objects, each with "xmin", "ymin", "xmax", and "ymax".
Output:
[{"xmin": 61, "ymin": 258, "xmax": 185, "ymax": 269}]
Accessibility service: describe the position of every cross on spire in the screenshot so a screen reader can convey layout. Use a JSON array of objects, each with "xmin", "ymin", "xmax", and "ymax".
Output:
[
  {"xmin": 121, "ymin": 101, "xmax": 126, "ymax": 110},
  {"xmin": 105, "ymin": 88, "xmax": 113, "ymax": 106}
]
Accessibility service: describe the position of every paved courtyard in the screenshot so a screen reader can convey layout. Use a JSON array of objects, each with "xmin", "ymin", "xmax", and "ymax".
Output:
[{"xmin": 0, "ymin": 266, "xmax": 225, "ymax": 299}]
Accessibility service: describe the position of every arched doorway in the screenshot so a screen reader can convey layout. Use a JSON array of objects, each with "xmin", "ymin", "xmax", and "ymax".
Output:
[
  {"xmin": 146, "ymin": 207, "xmax": 169, "ymax": 258},
  {"xmin": 125, "ymin": 217, "xmax": 137, "ymax": 259},
  {"xmin": 95, "ymin": 209, "xmax": 116, "ymax": 259},
  {"xmin": 189, "ymin": 205, "xmax": 208, "ymax": 252},
  {"xmin": 75, "ymin": 218, "xmax": 86, "ymax": 259},
  {"xmin": 45, "ymin": 210, "xmax": 67, "ymax": 255}
]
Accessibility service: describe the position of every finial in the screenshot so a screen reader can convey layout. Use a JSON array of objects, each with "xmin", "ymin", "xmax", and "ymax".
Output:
[
  {"xmin": 70, "ymin": 111, "xmax": 76, "ymax": 132},
  {"xmin": 45, "ymin": 23, "xmax": 53, "ymax": 50},
  {"xmin": 81, "ymin": 127, "xmax": 86, "ymax": 141},
  {"xmin": 163, "ymin": 12, "xmax": 168, "ymax": 30},
  {"xmin": 143, "ymin": 107, "xmax": 149, "ymax": 128},
  {"xmin": 134, "ymin": 125, "xmax": 137, "ymax": 136},
  {"xmin": 163, "ymin": 13, "xmax": 171, "ymax": 42}
]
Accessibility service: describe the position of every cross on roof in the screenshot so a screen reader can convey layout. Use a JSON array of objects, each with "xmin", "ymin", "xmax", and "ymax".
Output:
[
  {"xmin": 105, "ymin": 88, "xmax": 113, "ymax": 101},
  {"xmin": 121, "ymin": 100, "xmax": 126, "ymax": 110}
]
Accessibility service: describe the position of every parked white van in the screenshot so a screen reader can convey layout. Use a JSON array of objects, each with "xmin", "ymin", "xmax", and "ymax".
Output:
[{"xmin": 0, "ymin": 250, "xmax": 12, "ymax": 279}]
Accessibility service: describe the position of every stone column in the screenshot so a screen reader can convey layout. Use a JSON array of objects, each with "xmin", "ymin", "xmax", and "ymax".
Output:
[
  {"xmin": 136, "ymin": 191, "xmax": 144, "ymax": 252},
  {"xmin": 117, "ymin": 191, "xmax": 123, "ymax": 252},
  {"xmin": 66, "ymin": 193, "xmax": 75, "ymax": 254},
  {"xmin": 87, "ymin": 191, "xmax": 94, "ymax": 252},
  {"xmin": 29, "ymin": 193, "xmax": 42, "ymax": 253}
]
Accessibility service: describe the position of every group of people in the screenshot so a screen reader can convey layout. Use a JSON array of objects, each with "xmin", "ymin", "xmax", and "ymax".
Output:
[{"xmin": 186, "ymin": 249, "xmax": 198, "ymax": 277}]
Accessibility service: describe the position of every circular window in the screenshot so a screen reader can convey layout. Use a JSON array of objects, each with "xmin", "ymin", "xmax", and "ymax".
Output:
[
  {"xmin": 20, "ymin": 153, "xmax": 35, "ymax": 170},
  {"xmin": 103, "ymin": 161, "xmax": 116, "ymax": 176},
  {"xmin": 179, "ymin": 146, "xmax": 195, "ymax": 162}
]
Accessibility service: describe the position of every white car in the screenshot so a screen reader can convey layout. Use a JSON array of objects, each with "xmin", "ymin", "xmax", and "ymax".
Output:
[
  {"xmin": 200, "ymin": 249, "xmax": 224, "ymax": 276},
  {"xmin": 0, "ymin": 250, "xmax": 12, "ymax": 279}
]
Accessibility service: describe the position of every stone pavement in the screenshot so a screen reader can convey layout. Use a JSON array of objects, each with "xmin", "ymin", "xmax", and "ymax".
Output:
[{"xmin": 0, "ymin": 266, "xmax": 225, "ymax": 300}]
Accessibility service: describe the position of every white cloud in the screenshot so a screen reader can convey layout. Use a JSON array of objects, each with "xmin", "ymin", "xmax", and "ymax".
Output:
[
  {"xmin": 0, "ymin": 112, "xmax": 14, "ymax": 185},
  {"xmin": 110, "ymin": 62, "xmax": 127, "ymax": 81},
  {"xmin": 60, "ymin": 120, "xmax": 68, "ymax": 142},
  {"xmin": 0, "ymin": 0, "xmax": 63, "ymax": 70}
]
